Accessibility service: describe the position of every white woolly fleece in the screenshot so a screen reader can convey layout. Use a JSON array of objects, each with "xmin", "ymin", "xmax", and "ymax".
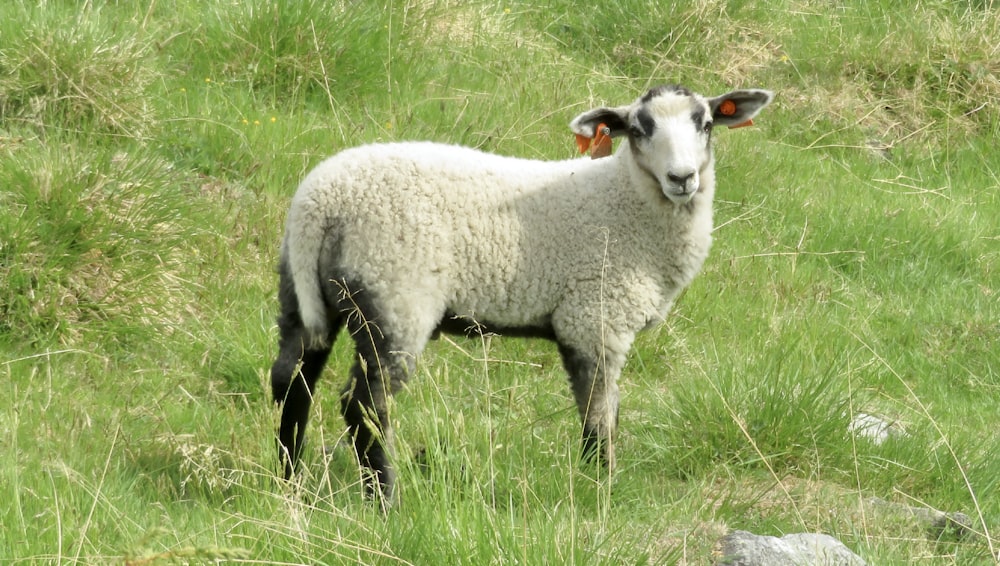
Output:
[{"xmin": 283, "ymin": 139, "xmax": 715, "ymax": 360}]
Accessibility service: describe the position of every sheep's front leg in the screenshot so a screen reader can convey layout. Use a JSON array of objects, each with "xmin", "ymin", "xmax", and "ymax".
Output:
[{"xmin": 557, "ymin": 343, "xmax": 621, "ymax": 472}]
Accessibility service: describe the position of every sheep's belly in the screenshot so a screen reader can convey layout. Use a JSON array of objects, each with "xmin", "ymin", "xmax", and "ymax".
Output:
[{"xmin": 446, "ymin": 284, "xmax": 557, "ymax": 332}]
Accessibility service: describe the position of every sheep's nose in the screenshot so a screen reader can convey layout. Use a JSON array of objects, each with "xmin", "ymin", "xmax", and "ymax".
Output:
[{"xmin": 667, "ymin": 171, "xmax": 695, "ymax": 185}]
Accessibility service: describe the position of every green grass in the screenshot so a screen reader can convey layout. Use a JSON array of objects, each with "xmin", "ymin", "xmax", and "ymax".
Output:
[{"xmin": 2, "ymin": 0, "xmax": 998, "ymax": 563}]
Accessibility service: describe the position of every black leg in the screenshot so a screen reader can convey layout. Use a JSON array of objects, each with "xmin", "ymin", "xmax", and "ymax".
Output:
[
  {"xmin": 271, "ymin": 333, "xmax": 332, "ymax": 479},
  {"xmin": 557, "ymin": 342, "xmax": 620, "ymax": 471},
  {"xmin": 270, "ymin": 256, "xmax": 341, "ymax": 479},
  {"xmin": 340, "ymin": 361, "xmax": 396, "ymax": 506},
  {"xmin": 337, "ymin": 286, "xmax": 414, "ymax": 507}
]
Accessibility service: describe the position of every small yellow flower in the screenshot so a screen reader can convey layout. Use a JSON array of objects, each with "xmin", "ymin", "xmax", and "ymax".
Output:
[
  {"xmin": 242, "ymin": 119, "xmax": 249, "ymax": 125},
  {"xmin": 504, "ymin": 7, "xmax": 511, "ymax": 14},
  {"xmin": 385, "ymin": 121, "xmax": 394, "ymax": 130},
  {"xmin": 270, "ymin": 116, "xmax": 277, "ymax": 123},
  {"xmin": 205, "ymin": 77, "xmax": 212, "ymax": 83},
  {"xmin": 180, "ymin": 87, "xmax": 186, "ymax": 93},
  {"xmin": 253, "ymin": 119, "xmax": 261, "ymax": 126}
]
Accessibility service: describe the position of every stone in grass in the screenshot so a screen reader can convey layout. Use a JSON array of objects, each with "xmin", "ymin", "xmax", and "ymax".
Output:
[
  {"xmin": 714, "ymin": 530, "xmax": 867, "ymax": 566},
  {"xmin": 848, "ymin": 412, "xmax": 906, "ymax": 446},
  {"xmin": 867, "ymin": 497, "xmax": 973, "ymax": 542},
  {"xmin": 928, "ymin": 512, "xmax": 974, "ymax": 542}
]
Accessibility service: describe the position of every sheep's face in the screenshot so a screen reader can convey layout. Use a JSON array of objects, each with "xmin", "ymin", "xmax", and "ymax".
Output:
[
  {"xmin": 570, "ymin": 85, "xmax": 774, "ymax": 205},
  {"xmin": 627, "ymin": 87, "xmax": 714, "ymax": 204}
]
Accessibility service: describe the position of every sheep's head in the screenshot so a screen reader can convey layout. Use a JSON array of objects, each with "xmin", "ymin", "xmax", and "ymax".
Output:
[{"xmin": 570, "ymin": 85, "xmax": 773, "ymax": 205}]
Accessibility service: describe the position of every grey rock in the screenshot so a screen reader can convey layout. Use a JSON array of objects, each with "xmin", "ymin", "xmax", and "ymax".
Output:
[
  {"xmin": 867, "ymin": 497, "xmax": 973, "ymax": 541},
  {"xmin": 715, "ymin": 530, "xmax": 867, "ymax": 566},
  {"xmin": 848, "ymin": 412, "xmax": 905, "ymax": 445},
  {"xmin": 929, "ymin": 511, "xmax": 973, "ymax": 541}
]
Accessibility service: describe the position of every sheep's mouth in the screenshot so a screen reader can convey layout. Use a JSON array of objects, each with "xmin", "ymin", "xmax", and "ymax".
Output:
[
  {"xmin": 661, "ymin": 170, "xmax": 700, "ymax": 204},
  {"xmin": 662, "ymin": 184, "xmax": 698, "ymax": 204},
  {"xmin": 637, "ymin": 161, "xmax": 699, "ymax": 204}
]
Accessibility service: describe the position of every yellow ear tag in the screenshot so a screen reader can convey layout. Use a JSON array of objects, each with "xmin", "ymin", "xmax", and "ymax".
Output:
[{"xmin": 575, "ymin": 123, "xmax": 613, "ymax": 159}]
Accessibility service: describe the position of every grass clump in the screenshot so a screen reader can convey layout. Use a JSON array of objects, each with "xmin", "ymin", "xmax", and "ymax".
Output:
[
  {"xmin": 649, "ymin": 352, "xmax": 854, "ymax": 481},
  {"xmin": 774, "ymin": 3, "xmax": 1000, "ymax": 151},
  {"xmin": 0, "ymin": 140, "xmax": 205, "ymax": 346},
  {"xmin": 170, "ymin": 0, "xmax": 398, "ymax": 108},
  {"xmin": 0, "ymin": 2, "xmax": 157, "ymax": 137}
]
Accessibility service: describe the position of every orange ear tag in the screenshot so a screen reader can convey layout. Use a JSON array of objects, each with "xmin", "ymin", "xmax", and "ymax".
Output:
[
  {"xmin": 574, "ymin": 123, "xmax": 613, "ymax": 159},
  {"xmin": 590, "ymin": 124, "xmax": 613, "ymax": 158},
  {"xmin": 719, "ymin": 99, "xmax": 754, "ymax": 129}
]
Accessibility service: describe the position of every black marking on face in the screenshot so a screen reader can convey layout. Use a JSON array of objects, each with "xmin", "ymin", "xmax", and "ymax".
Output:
[
  {"xmin": 669, "ymin": 84, "xmax": 693, "ymax": 97},
  {"xmin": 640, "ymin": 85, "xmax": 671, "ymax": 103},
  {"xmin": 642, "ymin": 84, "xmax": 692, "ymax": 103},
  {"xmin": 691, "ymin": 107, "xmax": 706, "ymax": 130},
  {"xmin": 633, "ymin": 107, "xmax": 657, "ymax": 138},
  {"xmin": 692, "ymin": 106, "xmax": 713, "ymax": 141}
]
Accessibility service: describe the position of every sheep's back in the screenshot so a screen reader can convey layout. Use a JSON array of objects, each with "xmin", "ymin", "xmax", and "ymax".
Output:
[{"xmin": 297, "ymin": 142, "xmax": 583, "ymax": 323}]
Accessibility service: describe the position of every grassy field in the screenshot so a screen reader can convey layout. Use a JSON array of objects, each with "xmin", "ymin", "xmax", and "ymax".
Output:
[{"xmin": 1, "ymin": 0, "xmax": 998, "ymax": 563}]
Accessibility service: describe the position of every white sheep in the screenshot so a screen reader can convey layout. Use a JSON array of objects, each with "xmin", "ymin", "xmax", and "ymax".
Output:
[{"xmin": 270, "ymin": 84, "xmax": 774, "ymax": 502}]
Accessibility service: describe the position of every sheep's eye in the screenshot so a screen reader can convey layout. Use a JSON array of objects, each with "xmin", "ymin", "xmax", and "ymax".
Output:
[
  {"xmin": 703, "ymin": 121, "xmax": 714, "ymax": 133},
  {"xmin": 628, "ymin": 125, "xmax": 644, "ymax": 138}
]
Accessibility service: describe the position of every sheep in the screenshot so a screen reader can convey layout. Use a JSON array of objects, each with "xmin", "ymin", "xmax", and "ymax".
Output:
[{"xmin": 270, "ymin": 84, "xmax": 774, "ymax": 503}]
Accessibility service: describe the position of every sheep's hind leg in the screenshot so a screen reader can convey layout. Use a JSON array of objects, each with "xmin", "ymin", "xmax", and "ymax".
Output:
[
  {"xmin": 339, "ymin": 307, "xmax": 416, "ymax": 508},
  {"xmin": 557, "ymin": 343, "xmax": 621, "ymax": 473},
  {"xmin": 270, "ymin": 305, "xmax": 341, "ymax": 480},
  {"xmin": 340, "ymin": 349, "xmax": 413, "ymax": 508}
]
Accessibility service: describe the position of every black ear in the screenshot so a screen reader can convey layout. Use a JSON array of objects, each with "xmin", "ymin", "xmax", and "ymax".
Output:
[
  {"xmin": 708, "ymin": 89, "xmax": 774, "ymax": 127},
  {"xmin": 569, "ymin": 105, "xmax": 631, "ymax": 138}
]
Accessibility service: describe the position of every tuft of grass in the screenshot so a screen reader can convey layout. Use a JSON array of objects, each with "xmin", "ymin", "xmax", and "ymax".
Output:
[
  {"xmin": 167, "ymin": 0, "xmax": 398, "ymax": 109},
  {"xmin": 0, "ymin": 2, "xmax": 157, "ymax": 137},
  {"xmin": 644, "ymin": 345, "xmax": 856, "ymax": 481},
  {"xmin": 0, "ymin": 140, "xmax": 209, "ymax": 346},
  {"xmin": 772, "ymin": 3, "xmax": 1000, "ymax": 151}
]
